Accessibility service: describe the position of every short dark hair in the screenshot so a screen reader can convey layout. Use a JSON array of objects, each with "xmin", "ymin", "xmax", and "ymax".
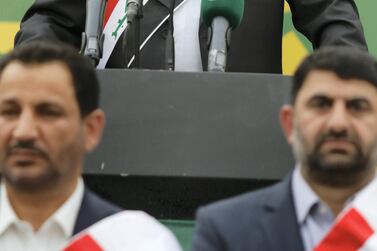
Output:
[
  {"xmin": 0, "ymin": 40, "xmax": 99, "ymax": 117},
  {"xmin": 292, "ymin": 46, "xmax": 377, "ymax": 103}
]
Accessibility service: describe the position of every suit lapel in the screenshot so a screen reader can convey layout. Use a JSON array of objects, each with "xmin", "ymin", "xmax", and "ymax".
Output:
[
  {"xmin": 73, "ymin": 188, "xmax": 98, "ymax": 235},
  {"xmin": 259, "ymin": 175, "xmax": 305, "ymax": 251},
  {"xmin": 72, "ymin": 188, "xmax": 121, "ymax": 235}
]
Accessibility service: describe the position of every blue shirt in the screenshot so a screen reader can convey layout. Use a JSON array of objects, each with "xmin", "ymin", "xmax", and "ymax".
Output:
[{"xmin": 291, "ymin": 167, "xmax": 335, "ymax": 251}]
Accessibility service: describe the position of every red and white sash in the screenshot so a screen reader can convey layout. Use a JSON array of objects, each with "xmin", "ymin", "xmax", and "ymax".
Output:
[
  {"xmin": 315, "ymin": 179, "xmax": 377, "ymax": 251},
  {"xmin": 63, "ymin": 211, "xmax": 182, "ymax": 251}
]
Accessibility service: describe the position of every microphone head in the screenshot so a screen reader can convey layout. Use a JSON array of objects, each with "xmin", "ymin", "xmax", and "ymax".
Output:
[{"xmin": 201, "ymin": 0, "xmax": 244, "ymax": 29}]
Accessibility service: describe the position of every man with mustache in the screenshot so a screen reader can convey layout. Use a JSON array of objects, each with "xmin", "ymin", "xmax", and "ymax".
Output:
[
  {"xmin": 0, "ymin": 41, "xmax": 123, "ymax": 250},
  {"xmin": 191, "ymin": 47, "xmax": 377, "ymax": 251},
  {"xmin": 0, "ymin": 41, "xmax": 184, "ymax": 251}
]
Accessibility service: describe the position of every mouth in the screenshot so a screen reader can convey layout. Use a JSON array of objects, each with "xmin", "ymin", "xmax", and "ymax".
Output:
[
  {"xmin": 320, "ymin": 140, "xmax": 355, "ymax": 154},
  {"xmin": 6, "ymin": 148, "xmax": 47, "ymax": 165},
  {"xmin": 9, "ymin": 148, "xmax": 42, "ymax": 156}
]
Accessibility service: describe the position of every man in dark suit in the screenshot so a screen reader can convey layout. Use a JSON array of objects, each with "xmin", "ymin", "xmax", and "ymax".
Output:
[
  {"xmin": 0, "ymin": 41, "xmax": 121, "ymax": 250},
  {"xmin": 191, "ymin": 47, "xmax": 377, "ymax": 251},
  {"xmin": 14, "ymin": 0, "xmax": 367, "ymax": 73}
]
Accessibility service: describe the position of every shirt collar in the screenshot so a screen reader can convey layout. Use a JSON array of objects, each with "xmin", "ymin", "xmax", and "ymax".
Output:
[
  {"xmin": 0, "ymin": 178, "xmax": 84, "ymax": 238},
  {"xmin": 292, "ymin": 166, "xmax": 321, "ymax": 224},
  {"xmin": 49, "ymin": 178, "xmax": 84, "ymax": 237},
  {"xmin": 291, "ymin": 166, "xmax": 376, "ymax": 224},
  {"xmin": 0, "ymin": 181, "xmax": 19, "ymax": 235}
]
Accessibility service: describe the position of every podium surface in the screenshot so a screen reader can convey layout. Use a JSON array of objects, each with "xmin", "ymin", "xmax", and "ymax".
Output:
[
  {"xmin": 86, "ymin": 69, "xmax": 293, "ymax": 180},
  {"xmin": 84, "ymin": 70, "xmax": 294, "ymax": 219}
]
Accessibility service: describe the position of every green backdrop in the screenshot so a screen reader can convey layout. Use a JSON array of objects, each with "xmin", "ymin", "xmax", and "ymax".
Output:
[{"xmin": 282, "ymin": 1, "xmax": 377, "ymax": 56}]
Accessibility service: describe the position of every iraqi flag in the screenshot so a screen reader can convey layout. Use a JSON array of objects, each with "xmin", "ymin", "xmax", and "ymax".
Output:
[
  {"xmin": 63, "ymin": 211, "xmax": 183, "ymax": 251},
  {"xmin": 97, "ymin": 0, "xmax": 127, "ymax": 69},
  {"xmin": 314, "ymin": 179, "xmax": 377, "ymax": 251}
]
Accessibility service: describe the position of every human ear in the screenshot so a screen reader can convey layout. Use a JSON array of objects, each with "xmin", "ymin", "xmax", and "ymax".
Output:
[
  {"xmin": 279, "ymin": 104, "xmax": 294, "ymax": 145},
  {"xmin": 83, "ymin": 109, "xmax": 105, "ymax": 152}
]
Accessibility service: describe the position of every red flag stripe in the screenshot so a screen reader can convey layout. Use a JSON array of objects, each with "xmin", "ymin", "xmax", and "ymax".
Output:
[
  {"xmin": 103, "ymin": 0, "xmax": 119, "ymax": 27},
  {"xmin": 63, "ymin": 234, "xmax": 104, "ymax": 251},
  {"xmin": 315, "ymin": 208, "xmax": 374, "ymax": 251}
]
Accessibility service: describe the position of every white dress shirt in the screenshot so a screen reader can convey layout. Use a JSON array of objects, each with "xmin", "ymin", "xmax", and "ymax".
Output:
[
  {"xmin": 0, "ymin": 178, "xmax": 84, "ymax": 251},
  {"xmin": 174, "ymin": 0, "xmax": 203, "ymax": 71}
]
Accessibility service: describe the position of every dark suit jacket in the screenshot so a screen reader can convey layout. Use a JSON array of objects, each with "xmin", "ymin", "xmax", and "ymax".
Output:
[
  {"xmin": 191, "ymin": 175, "xmax": 305, "ymax": 251},
  {"xmin": 73, "ymin": 188, "xmax": 122, "ymax": 235},
  {"xmin": 15, "ymin": 0, "xmax": 367, "ymax": 73}
]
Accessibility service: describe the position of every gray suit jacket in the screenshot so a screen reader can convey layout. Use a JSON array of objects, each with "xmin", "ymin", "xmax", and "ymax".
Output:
[
  {"xmin": 15, "ymin": 0, "xmax": 367, "ymax": 73},
  {"xmin": 191, "ymin": 175, "xmax": 305, "ymax": 251}
]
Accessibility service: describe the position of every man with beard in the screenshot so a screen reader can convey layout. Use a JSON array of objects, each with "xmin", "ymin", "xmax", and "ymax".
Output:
[
  {"xmin": 0, "ymin": 41, "xmax": 183, "ymax": 251},
  {"xmin": 191, "ymin": 47, "xmax": 377, "ymax": 251},
  {"xmin": 0, "ymin": 41, "xmax": 123, "ymax": 250}
]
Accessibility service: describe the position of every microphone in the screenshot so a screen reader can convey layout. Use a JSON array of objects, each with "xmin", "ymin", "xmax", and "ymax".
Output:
[
  {"xmin": 126, "ymin": 0, "xmax": 142, "ymax": 23},
  {"xmin": 81, "ymin": 0, "xmax": 107, "ymax": 66},
  {"xmin": 201, "ymin": 0, "xmax": 244, "ymax": 72}
]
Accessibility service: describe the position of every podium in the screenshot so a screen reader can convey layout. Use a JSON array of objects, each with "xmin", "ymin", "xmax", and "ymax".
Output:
[{"xmin": 84, "ymin": 69, "xmax": 294, "ymax": 219}]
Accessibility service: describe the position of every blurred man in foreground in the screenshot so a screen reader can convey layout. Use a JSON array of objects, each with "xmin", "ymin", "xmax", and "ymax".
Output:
[
  {"xmin": 0, "ymin": 41, "xmax": 123, "ymax": 250},
  {"xmin": 191, "ymin": 47, "xmax": 377, "ymax": 251},
  {"xmin": 0, "ymin": 41, "xmax": 184, "ymax": 251}
]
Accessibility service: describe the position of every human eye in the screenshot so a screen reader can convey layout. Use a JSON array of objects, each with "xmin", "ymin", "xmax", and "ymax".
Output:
[
  {"xmin": 37, "ymin": 104, "xmax": 65, "ymax": 118},
  {"xmin": 0, "ymin": 103, "xmax": 20, "ymax": 117},
  {"xmin": 308, "ymin": 96, "xmax": 332, "ymax": 110},
  {"xmin": 347, "ymin": 99, "xmax": 371, "ymax": 113}
]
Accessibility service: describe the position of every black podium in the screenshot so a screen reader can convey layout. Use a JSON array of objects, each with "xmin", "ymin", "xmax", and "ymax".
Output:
[{"xmin": 84, "ymin": 69, "xmax": 294, "ymax": 219}]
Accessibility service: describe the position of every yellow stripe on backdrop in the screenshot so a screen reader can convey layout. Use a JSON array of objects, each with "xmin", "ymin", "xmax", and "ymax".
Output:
[
  {"xmin": 282, "ymin": 31, "xmax": 309, "ymax": 75},
  {"xmin": 284, "ymin": 1, "xmax": 290, "ymax": 12},
  {"xmin": 0, "ymin": 22, "xmax": 19, "ymax": 54},
  {"xmin": 282, "ymin": 1, "xmax": 308, "ymax": 75}
]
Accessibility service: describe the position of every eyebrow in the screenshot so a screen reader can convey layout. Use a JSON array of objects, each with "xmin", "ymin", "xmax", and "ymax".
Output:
[
  {"xmin": 306, "ymin": 94, "xmax": 374, "ymax": 108},
  {"xmin": 0, "ymin": 97, "xmax": 66, "ymax": 108},
  {"xmin": 308, "ymin": 93, "xmax": 372, "ymax": 100},
  {"xmin": 306, "ymin": 94, "xmax": 331, "ymax": 103},
  {"xmin": 0, "ymin": 98, "xmax": 20, "ymax": 106}
]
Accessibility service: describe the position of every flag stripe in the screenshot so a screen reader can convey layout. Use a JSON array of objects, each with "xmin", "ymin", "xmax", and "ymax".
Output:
[
  {"xmin": 104, "ymin": 0, "xmax": 119, "ymax": 26},
  {"xmin": 63, "ymin": 234, "xmax": 104, "ymax": 251},
  {"xmin": 97, "ymin": 0, "xmax": 127, "ymax": 69},
  {"xmin": 315, "ymin": 208, "xmax": 374, "ymax": 251}
]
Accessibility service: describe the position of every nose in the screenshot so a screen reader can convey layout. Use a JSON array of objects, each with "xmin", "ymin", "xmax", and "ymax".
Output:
[
  {"xmin": 326, "ymin": 102, "xmax": 351, "ymax": 133},
  {"xmin": 12, "ymin": 110, "xmax": 39, "ymax": 141}
]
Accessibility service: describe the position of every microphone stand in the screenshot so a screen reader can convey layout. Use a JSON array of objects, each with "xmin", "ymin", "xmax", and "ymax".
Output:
[
  {"xmin": 81, "ymin": 0, "xmax": 107, "ymax": 67},
  {"xmin": 165, "ymin": 0, "xmax": 176, "ymax": 71},
  {"xmin": 123, "ymin": 0, "xmax": 143, "ymax": 68}
]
